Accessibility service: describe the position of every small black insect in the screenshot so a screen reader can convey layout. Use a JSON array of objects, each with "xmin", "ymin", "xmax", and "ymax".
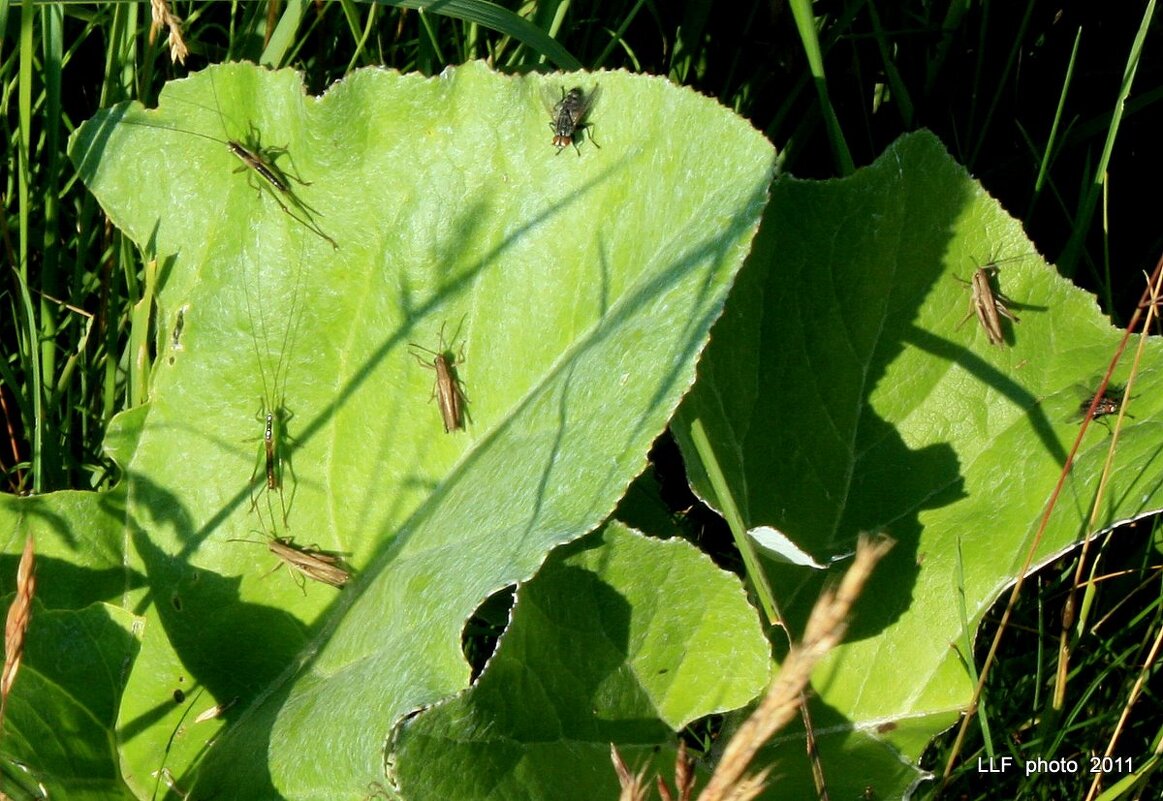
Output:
[
  {"xmin": 172, "ymin": 308, "xmax": 185, "ymax": 347},
  {"xmin": 1080, "ymin": 383, "xmax": 1126, "ymax": 420},
  {"xmin": 548, "ymin": 85, "xmax": 601, "ymax": 155}
]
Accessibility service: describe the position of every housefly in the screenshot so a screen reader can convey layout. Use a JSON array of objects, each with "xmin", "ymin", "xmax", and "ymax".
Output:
[
  {"xmin": 547, "ymin": 85, "xmax": 601, "ymax": 155},
  {"xmin": 1079, "ymin": 384, "xmax": 1126, "ymax": 421}
]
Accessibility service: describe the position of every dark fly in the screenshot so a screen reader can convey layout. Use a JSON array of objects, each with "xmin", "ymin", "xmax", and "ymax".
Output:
[
  {"xmin": 548, "ymin": 85, "xmax": 601, "ymax": 155},
  {"xmin": 171, "ymin": 307, "xmax": 186, "ymax": 350},
  {"xmin": 168, "ymin": 306, "xmax": 188, "ymax": 365},
  {"xmin": 1080, "ymin": 384, "xmax": 1126, "ymax": 421}
]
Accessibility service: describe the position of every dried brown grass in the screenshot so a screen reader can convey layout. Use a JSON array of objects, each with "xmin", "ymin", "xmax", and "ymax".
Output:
[
  {"xmin": 611, "ymin": 533, "xmax": 895, "ymax": 801},
  {"xmin": 0, "ymin": 534, "xmax": 36, "ymax": 740}
]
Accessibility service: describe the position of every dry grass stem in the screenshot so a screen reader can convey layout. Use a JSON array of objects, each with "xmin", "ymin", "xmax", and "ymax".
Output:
[
  {"xmin": 655, "ymin": 741, "xmax": 696, "ymax": 801},
  {"xmin": 0, "ymin": 535, "xmax": 36, "ymax": 738},
  {"xmin": 673, "ymin": 741, "xmax": 694, "ymax": 801},
  {"xmin": 149, "ymin": 0, "xmax": 189, "ymax": 64},
  {"xmin": 697, "ymin": 533, "xmax": 895, "ymax": 801},
  {"xmin": 722, "ymin": 767, "xmax": 771, "ymax": 801},
  {"xmin": 611, "ymin": 744, "xmax": 649, "ymax": 801}
]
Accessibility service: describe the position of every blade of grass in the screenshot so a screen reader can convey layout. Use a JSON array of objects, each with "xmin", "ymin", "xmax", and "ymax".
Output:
[
  {"xmin": 866, "ymin": 0, "xmax": 914, "ymax": 127},
  {"xmin": 128, "ymin": 259, "xmax": 157, "ymax": 409},
  {"xmin": 1028, "ymin": 26, "xmax": 1082, "ymax": 216},
  {"xmin": 592, "ymin": 0, "xmax": 646, "ymax": 70},
  {"xmin": 955, "ymin": 537, "xmax": 994, "ymax": 757},
  {"xmin": 260, "ymin": 0, "xmax": 304, "ymax": 67},
  {"xmin": 786, "ymin": 0, "xmax": 854, "ymax": 175},
  {"xmin": 765, "ymin": 0, "xmax": 863, "ymax": 173},
  {"xmin": 968, "ymin": 0, "xmax": 1035, "ymax": 168},
  {"xmin": 1058, "ymin": 0, "xmax": 1156, "ymax": 278},
  {"xmin": 416, "ymin": 7, "xmax": 445, "ymax": 72},
  {"xmin": 526, "ymin": 0, "xmax": 568, "ymax": 69},
  {"xmin": 668, "ymin": 0, "xmax": 712, "ymax": 85},
  {"xmin": 10, "ymin": 266, "xmax": 39, "ymax": 493},
  {"xmin": 342, "ymin": 0, "xmax": 380, "ymax": 74},
  {"xmin": 0, "ymin": 0, "xmax": 11, "ymax": 66},
  {"xmin": 17, "ymin": 0, "xmax": 44, "ymax": 492},
  {"xmin": 688, "ymin": 418, "xmax": 778, "ymax": 627},
  {"xmin": 388, "ymin": 0, "xmax": 581, "ymax": 70},
  {"xmin": 924, "ymin": 0, "xmax": 970, "ymax": 96},
  {"xmin": 38, "ymin": 2, "xmax": 63, "ymax": 429}
]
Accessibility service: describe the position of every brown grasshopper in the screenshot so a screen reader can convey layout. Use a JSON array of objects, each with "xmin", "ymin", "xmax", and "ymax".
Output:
[
  {"xmin": 266, "ymin": 536, "xmax": 351, "ymax": 588},
  {"xmin": 231, "ymin": 531, "xmax": 351, "ymax": 589},
  {"xmin": 957, "ymin": 263, "xmax": 1019, "ymax": 346},
  {"xmin": 410, "ymin": 323, "xmax": 469, "ymax": 433}
]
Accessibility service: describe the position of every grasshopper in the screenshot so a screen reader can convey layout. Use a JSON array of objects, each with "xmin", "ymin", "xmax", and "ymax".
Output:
[
  {"xmin": 410, "ymin": 323, "xmax": 469, "ymax": 433},
  {"xmin": 266, "ymin": 536, "xmax": 351, "ymax": 588},
  {"xmin": 957, "ymin": 264, "xmax": 1019, "ymax": 346}
]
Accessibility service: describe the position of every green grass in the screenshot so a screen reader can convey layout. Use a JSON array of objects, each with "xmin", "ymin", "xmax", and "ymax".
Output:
[
  {"xmin": 2, "ymin": 1, "xmax": 1161, "ymax": 798},
  {"xmin": 925, "ymin": 520, "xmax": 1163, "ymax": 800}
]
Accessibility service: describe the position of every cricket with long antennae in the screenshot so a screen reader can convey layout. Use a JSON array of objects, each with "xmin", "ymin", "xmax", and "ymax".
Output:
[
  {"xmin": 117, "ymin": 66, "xmax": 337, "ymax": 248},
  {"xmin": 241, "ymin": 241, "xmax": 306, "ymax": 528}
]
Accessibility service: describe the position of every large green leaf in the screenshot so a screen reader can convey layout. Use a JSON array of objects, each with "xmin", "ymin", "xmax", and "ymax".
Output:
[
  {"xmin": 2, "ymin": 61, "xmax": 774, "ymax": 800},
  {"xmin": 0, "ymin": 490, "xmax": 142, "ymax": 797},
  {"xmin": 391, "ymin": 522, "xmax": 771, "ymax": 800},
  {"xmin": 674, "ymin": 131, "xmax": 1163, "ymax": 799},
  {"xmin": 0, "ymin": 590, "xmax": 139, "ymax": 801}
]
